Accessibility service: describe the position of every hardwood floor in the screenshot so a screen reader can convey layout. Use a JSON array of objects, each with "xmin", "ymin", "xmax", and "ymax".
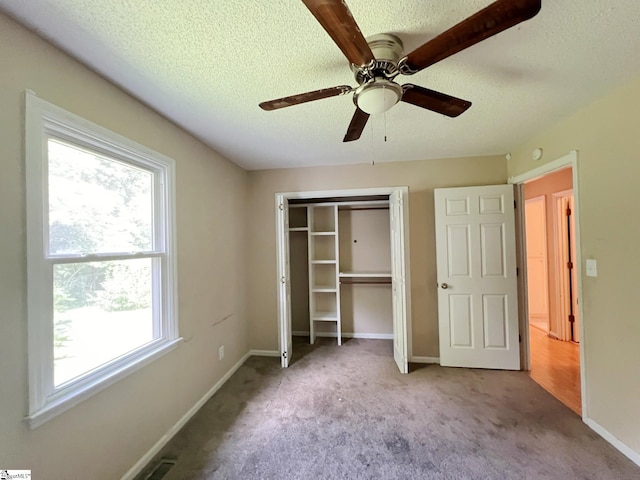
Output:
[{"xmin": 529, "ymin": 325, "xmax": 582, "ymax": 415}]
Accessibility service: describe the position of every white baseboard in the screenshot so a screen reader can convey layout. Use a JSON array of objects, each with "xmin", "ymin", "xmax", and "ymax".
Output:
[
  {"xmin": 584, "ymin": 417, "xmax": 640, "ymax": 467},
  {"xmin": 250, "ymin": 349, "xmax": 279, "ymax": 357},
  {"xmin": 121, "ymin": 351, "xmax": 250, "ymax": 480},
  {"xmin": 410, "ymin": 356, "xmax": 440, "ymax": 364},
  {"xmin": 293, "ymin": 330, "xmax": 393, "ymax": 340}
]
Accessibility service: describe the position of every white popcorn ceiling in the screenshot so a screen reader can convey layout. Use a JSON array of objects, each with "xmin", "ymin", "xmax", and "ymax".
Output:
[{"xmin": 2, "ymin": 1, "xmax": 640, "ymax": 170}]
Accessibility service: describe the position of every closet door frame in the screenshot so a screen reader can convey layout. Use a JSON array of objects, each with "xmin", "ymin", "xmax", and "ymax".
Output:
[{"xmin": 275, "ymin": 186, "xmax": 412, "ymax": 372}]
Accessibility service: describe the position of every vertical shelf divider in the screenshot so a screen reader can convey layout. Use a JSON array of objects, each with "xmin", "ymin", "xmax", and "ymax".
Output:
[{"xmin": 308, "ymin": 204, "xmax": 341, "ymax": 345}]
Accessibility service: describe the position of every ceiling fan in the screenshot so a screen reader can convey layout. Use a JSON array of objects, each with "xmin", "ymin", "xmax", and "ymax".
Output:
[{"xmin": 259, "ymin": 0, "xmax": 541, "ymax": 142}]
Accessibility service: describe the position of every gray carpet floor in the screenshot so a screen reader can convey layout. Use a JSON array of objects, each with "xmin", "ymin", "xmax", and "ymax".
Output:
[{"xmin": 138, "ymin": 337, "xmax": 640, "ymax": 479}]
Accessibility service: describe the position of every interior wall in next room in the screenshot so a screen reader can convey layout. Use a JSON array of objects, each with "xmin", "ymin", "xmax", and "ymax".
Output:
[
  {"xmin": 337, "ymin": 207, "xmax": 392, "ymax": 336},
  {"xmin": 524, "ymin": 167, "xmax": 573, "ymax": 337}
]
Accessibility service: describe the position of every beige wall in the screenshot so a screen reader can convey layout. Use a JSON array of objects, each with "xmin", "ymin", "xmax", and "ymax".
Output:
[
  {"xmin": 338, "ymin": 208, "xmax": 392, "ymax": 336},
  {"xmin": 509, "ymin": 74, "xmax": 640, "ymax": 455},
  {"xmin": 0, "ymin": 13, "xmax": 248, "ymax": 479},
  {"xmin": 247, "ymin": 156, "xmax": 508, "ymax": 357}
]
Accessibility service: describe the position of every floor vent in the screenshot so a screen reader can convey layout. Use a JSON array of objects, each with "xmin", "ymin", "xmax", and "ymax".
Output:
[{"xmin": 144, "ymin": 458, "xmax": 177, "ymax": 480}]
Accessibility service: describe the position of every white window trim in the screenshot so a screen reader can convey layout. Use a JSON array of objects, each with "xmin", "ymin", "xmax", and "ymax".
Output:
[{"xmin": 24, "ymin": 91, "xmax": 180, "ymax": 429}]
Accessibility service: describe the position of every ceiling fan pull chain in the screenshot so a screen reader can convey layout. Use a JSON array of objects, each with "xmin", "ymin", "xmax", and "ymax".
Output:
[
  {"xmin": 383, "ymin": 85, "xmax": 388, "ymax": 142},
  {"xmin": 370, "ymin": 116, "xmax": 375, "ymax": 166}
]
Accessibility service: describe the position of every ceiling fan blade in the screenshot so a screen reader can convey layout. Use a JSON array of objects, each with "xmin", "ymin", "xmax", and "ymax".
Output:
[
  {"xmin": 302, "ymin": 0, "xmax": 374, "ymax": 67},
  {"xmin": 399, "ymin": 0, "xmax": 541, "ymax": 75},
  {"xmin": 401, "ymin": 84, "xmax": 471, "ymax": 117},
  {"xmin": 343, "ymin": 108, "xmax": 370, "ymax": 142},
  {"xmin": 260, "ymin": 85, "xmax": 352, "ymax": 111}
]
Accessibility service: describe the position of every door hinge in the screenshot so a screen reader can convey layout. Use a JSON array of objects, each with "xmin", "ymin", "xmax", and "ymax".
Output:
[
  {"xmin": 567, "ymin": 261, "xmax": 573, "ymax": 269},
  {"xmin": 566, "ymin": 207, "xmax": 571, "ymax": 216},
  {"xmin": 281, "ymin": 276, "xmax": 286, "ymax": 284},
  {"xmin": 568, "ymin": 314, "xmax": 575, "ymax": 324},
  {"xmin": 514, "ymin": 200, "xmax": 517, "ymax": 209},
  {"xmin": 282, "ymin": 351, "xmax": 287, "ymax": 359},
  {"xmin": 519, "ymin": 334, "xmax": 522, "ymax": 343},
  {"xmin": 279, "ymin": 203, "xmax": 284, "ymax": 211},
  {"xmin": 516, "ymin": 267, "xmax": 519, "ymax": 276}
]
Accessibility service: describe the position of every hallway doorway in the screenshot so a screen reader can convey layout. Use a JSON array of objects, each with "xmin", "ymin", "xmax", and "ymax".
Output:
[{"xmin": 522, "ymin": 166, "xmax": 581, "ymax": 415}]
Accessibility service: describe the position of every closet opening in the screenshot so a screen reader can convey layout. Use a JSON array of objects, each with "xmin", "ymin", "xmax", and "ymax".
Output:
[{"xmin": 276, "ymin": 187, "xmax": 411, "ymax": 374}]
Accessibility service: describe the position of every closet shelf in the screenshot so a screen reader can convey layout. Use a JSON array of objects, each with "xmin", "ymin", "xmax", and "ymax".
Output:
[
  {"xmin": 312, "ymin": 287, "xmax": 337, "ymax": 293},
  {"xmin": 310, "ymin": 231, "xmax": 336, "ymax": 236},
  {"xmin": 312, "ymin": 312, "xmax": 339, "ymax": 321},
  {"xmin": 289, "ymin": 227, "xmax": 309, "ymax": 232},
  {"xmin": 311, "ymin": 259, "xmax": 337, "ymax": 264},
  {"xmin": 339, "ymin": 272, "xmax": 392, "ymax": 278}
]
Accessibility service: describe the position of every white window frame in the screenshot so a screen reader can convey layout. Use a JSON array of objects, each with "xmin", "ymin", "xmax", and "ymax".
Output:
[{"xmin": 24, "ymin": 91, "xmax": 180, "ymax": 428}]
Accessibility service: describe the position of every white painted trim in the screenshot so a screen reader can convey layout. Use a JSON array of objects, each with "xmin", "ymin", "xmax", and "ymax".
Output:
[
  {"xmin": 120, "ymin": 351, "xmax": 251, "ymax": 480},
  {"xmin": 250, "ymin": 349, "xmax": 280, "ymax": 357},
  {"xmin": 279, "ymin": 186, "xmax": 404, "ymax": 200},
  {"xmin": 410, "ymin": 356, "xmax": 440, "ymax": 364},
  {"xmin": 508, "ymin": 150, "xmax": 578, "ymax": 184},
  {"xmin": 584, "ymin": 418, "xmax": 640, "ymax": 467},
  {"xmin": 509, "ymin": 150, "xmax": 587, "ymax": 422},
  {"xmin": 514, "ymin": 184, "xmax": 531, "ymax": 370},
  {"xmin": 293, "ymin": 331, "xmax": 394, "ymax": 340},
  {"xmin": 552, "ymin": 190, "xmax": 575, "ymax": 342}
]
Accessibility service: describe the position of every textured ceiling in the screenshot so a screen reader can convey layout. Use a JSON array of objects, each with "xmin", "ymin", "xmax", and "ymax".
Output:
[{"xmin": 2, "ymin": 1, "xmax": 640, "ymax": 170}]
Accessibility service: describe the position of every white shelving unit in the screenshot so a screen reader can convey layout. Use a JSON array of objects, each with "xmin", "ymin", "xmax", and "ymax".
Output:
[{"xmin": 308, "ymin": 205, "xmax": 341, "ymax": 345}]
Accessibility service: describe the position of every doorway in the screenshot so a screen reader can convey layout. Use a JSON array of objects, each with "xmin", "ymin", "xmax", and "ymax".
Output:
[{"xmin": 516, "ymin": 160, "xmax": 582, "ymax": 415}]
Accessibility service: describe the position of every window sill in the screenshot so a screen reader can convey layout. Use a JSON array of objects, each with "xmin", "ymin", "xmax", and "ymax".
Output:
[{"xmin": 24, "ymin": 337, "xmax": 183, "ymax": 429}]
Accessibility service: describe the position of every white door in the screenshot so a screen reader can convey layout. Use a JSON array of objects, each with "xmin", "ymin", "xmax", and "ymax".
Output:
[
  {"xmin": 275, "ymin": 195, "xmax": 292, "ymax": 368},
  {"xmin": 434, "ymin": 185, "xmax": 519, "ymax": 370},
  {"xmin": 390, "ymin": 190, "xmax": 408, "ymax": 374}
]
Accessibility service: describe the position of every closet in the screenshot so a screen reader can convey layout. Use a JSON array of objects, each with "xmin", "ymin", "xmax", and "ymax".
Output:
[
  {"xmin": 276, "ymin": 187, "xmax": 411, "ymax": 374},
  {"xmin": 289, "ymin": 199, "xmax": 392, "ymax": 345}
]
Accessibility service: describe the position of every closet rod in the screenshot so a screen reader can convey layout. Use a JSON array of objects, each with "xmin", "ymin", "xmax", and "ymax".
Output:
[{"xmin": 339, "ymin": 206, "xmax": 389, "ymax": 211}]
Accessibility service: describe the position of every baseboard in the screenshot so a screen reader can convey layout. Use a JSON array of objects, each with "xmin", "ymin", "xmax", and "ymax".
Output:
[
  {"xmin": 410, "ymin": 356, "xmax": 440, "ymax": 364},
  {"xmin": 293, "ymin": 330, "xmax": 393, "ymax": 340},
  {"xmin": 120, "ymin": 351, "xmax": 251, "ymax": 480},
  {"xmin": 250, "ymin": 349, "xmax": 279, "ymax": 357},
  {"xmin": 584, "ymin": 417, "xmax": 640, "ymax": 467}
]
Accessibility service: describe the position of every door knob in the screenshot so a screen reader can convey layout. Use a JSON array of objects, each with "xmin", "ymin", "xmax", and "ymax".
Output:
[{"xmin": 441, "ymin": 283, "xmax": 449, "ymax": 289}]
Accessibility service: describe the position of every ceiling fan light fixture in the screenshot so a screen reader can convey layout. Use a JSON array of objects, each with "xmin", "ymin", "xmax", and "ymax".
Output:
[{"xmin": 354, "ymin": 79, "xmax": 402, "ymax": 115}]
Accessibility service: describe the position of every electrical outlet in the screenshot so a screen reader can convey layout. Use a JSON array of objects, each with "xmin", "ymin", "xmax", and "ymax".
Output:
[{"xmin": 218, "ymin": 345, "xmax": 224, "ymax": 360}]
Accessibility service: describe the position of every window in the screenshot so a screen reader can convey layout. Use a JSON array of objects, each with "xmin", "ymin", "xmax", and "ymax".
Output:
[{"xmin": 25, "ymin": 92, "xmax": 179, "ymax": 428}]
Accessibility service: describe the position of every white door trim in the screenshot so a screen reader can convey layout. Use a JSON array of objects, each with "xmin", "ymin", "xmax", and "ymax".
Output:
[
  {"xmin": 508, "ymin": 150, "xmax": 587, "ymax": 421},
  {"xmin": 552, "ymin": 189, "xmax": 575, "ymax": 342},
  {"xmin": 275, "ymin": 194, "xmax": 292, "ymax": 367},
  {"xmin": 274, "ymin": 186, "xmax": 412, "ymax": 370}
]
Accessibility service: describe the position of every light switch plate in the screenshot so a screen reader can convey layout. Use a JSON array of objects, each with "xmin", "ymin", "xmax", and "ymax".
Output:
[{"xmin": 586, "ymin": 259, "xmax": 597, "ymax": 277}]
